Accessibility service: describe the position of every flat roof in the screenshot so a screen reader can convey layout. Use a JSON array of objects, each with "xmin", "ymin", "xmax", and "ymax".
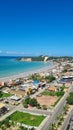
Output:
[
  {"xmin": 10, "ymin": 94, "xmax": 20, "ymax": 101},
  {"xmin": 0, "ymin": 103, "xmax": 5, "ymax": 109}
]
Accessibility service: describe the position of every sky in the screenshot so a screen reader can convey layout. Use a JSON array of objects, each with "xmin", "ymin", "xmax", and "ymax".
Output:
[{"xmin": 0, "ymin": 0, "xmax": 73, "ymax": 56}]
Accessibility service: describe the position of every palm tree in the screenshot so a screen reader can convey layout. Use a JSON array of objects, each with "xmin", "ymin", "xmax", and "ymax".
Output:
[
  {"xmin": 1, "ymin": 125, "xmax": 6, "ymax": 130},
  {"xmin": 49, "ymin": 123, "xmax": 57, "ymax": 130},
  {"xmin": 63, "ymin": 104, "xmax": 69, "ymax": 114},
  {"xmin": 57, "ymin": 114, "xmax": 64, "ymax": 126}
]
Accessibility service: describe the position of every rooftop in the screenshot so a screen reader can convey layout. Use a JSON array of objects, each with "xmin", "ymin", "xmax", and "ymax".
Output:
[{"xmin": 0, "ymin": 103, "xmax": 5, "ymax": 109}]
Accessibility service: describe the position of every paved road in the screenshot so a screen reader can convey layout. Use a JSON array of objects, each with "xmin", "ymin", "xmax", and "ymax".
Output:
[
  {"xmin": 68, "ymin": 121, "xmax": 73, "ymax": 130},
  {"xmin": 60, "ymin": 109, "xmax": 73, "ymax": 130},
  {"xmin": 19, "ymin": 105, "xmax": 52, "ymax": 116}
]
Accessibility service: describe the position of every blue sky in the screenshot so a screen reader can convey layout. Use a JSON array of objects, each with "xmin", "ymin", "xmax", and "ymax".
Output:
[{"xmin": 0, "ymin": 0, "xmax": 73, "ymax": 56}]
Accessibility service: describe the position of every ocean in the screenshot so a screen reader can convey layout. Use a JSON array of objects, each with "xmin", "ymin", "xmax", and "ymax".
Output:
[{"xmin": 0, "ymin": 56, "xmax": 51, "ymax": 78}]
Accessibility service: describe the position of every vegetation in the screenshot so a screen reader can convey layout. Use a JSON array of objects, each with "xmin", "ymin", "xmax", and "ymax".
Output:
[
  {"xmin": 48, "ymin": 56, "xmax": 73, "ymax": 62},
  {"xmin": 22, "ymin": 97, "xmax": 39, "ymax": 107},
  {"xmin": 0, "ymin": 91, "xmax": 11, "ymax": 98},
  {"xmin": 45, "ymin": 75, "xmax": 56, "ymax": 82},
  {"xmin": 49, "ymin": 104, "xmax": 69, "ymax": 130},
  {"xmin": 28, "ymin": 73, "xmax": 56, "ymax": 82},
  {"xmin": 42, "ymin": 90, "xmax": 64, "ymax": 97},
  {"xmin": 0, "ymin": 119, "xmax": 35, "ymax": 130},
  {"xmin": 52, "ymin": 97, "xmax": 62, "ymax": 107},
  {"xmin": 0, "ymin": 118, "xmax": 11, "ymax": 128},
  {"xmin": 19, "ymin": 126, "xmax": 28, "ymax": 130},
  {"xmin": 57, "ymin": 114, "xmax": 64, "ymax": 126},
  {"xmin": 49, "ymin": 123, "xmax": 57, "ymax": 130},
  {"xmin": 66, "ymin": 92, "xmax": 73, "ymax": 105},
  {"xmin": 17, "ymin": 56, "xmax": 73, "ymax": 63},
  {"xmin": 41, "ymin": 105, "xmax": 47, "ymax": 110},
  {"xmin": 16, "ymin": 55, "xmax": 49, "ymax": 61},
  {"xmin": 19, "ymin": 126, "xmax": 35, "ymax": 130},
  {"xmin": 28, "ymin": 73, "xmax": 43, "ymax": 81},
  {"xmin": 60, "ymin": 85, "xmax": 66, "ymax": 91},
  {"xmin": 42, "ymin": 89, "xmax": 65, "ymax": 107},
  {"xmin": 62, "ymin": 64, "xmax": 71, "ymax": 73},
  {"xmin": 6, "ymin": 111, "xmax": 45, "ymax": 126},
  {"xmin": 64, "ymin": 64, "xmax": 71, "ymax": 69},
  {"xmin": 62, "ymin": 69, "xmax": 68, "ymax": 73},
  {"xmin": 63, "ymin": 104, "xmax": 69, "ymax": 114}
]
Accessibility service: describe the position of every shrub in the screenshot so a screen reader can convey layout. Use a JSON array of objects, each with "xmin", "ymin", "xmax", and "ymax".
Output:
[
  {"xmin": 42, "ymin": 105, "xmax": 47, "ymax": 110},
  {"xmin": 67, "ymin": 96, "xmax": 73, "ymax": 105},
  {"xmin": 66, "ymin": 92, "xmax": 73, "ymax": 105},
  {"xmin": 23, "ymin": 97, "xmax": 38, "ymax": 107},
  {"xmin": 45, "ymin": 75, "xmax": 56, "ymax": 82},
  {"xmin": 56, "ymin": 91, "xmax": 64, "ymax": 96},
  {"xmin": 29, "ymin": 98, "xmax": 38, "ymax": 107}
]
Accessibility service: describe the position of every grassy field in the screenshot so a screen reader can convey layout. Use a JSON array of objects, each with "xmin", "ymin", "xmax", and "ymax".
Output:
[
  {"xmin": 42, "ymin": 90, "xmax": 56, "ymax": 96},
  {"xmin": 7, "ymin": 111, "xmax": 45, "ymax": 126},
  {"xmin": 42, "ymin": 90, "xmax": 64, "ymax": 97},
  {"xmin": 0, "ymin": 92, "xmax": 11, "ymax": 98}
]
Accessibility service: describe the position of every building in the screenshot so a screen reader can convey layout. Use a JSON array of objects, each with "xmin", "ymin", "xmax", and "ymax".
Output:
[
  {"xmin": 0, "ymin": 103, "xmax": 7, "ymax": 115},
  {"xmin": 48, "ymin": 86, "xmax": 57, "ymax": 92}
]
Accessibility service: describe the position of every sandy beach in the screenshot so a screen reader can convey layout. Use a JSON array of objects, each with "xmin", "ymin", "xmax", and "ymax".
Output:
[{"xmin": 0, "ymin": 62, "xmax": 58, "ymax": 82}]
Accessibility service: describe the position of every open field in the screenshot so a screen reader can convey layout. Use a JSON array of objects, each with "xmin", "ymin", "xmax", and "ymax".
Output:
[
  {"xmin": 38, "ymin": 90, "xmax": 64, "ymax": 107},
  {"xmin": 9, "ymin": 89, "xmax": 25, "ymax": 97},
  {"xmin": 6, "ymin": 111, "xmax": 45, "ymax": 127},
  {"xmin": 36, "ymin": 95, "xmax": 58, "ymax": 108}
]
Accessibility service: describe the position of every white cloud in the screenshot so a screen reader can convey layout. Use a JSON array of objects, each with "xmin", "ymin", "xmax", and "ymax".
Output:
[
  {"xmin": 6, "ymin": 51, "xmax": 18, "ymax": 54},
  {"xmin": 6, "ymin": 51, "xmax": 25, "ymax": 55}
]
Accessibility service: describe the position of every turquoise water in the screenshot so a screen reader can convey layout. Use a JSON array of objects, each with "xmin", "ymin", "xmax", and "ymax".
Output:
[{"xmin": 0, "ymin": 56, "xmax": 51, "ymax": 78}]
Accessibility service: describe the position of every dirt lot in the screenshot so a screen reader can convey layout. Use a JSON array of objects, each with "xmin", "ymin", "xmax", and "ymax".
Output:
[
  {"xmin": 9, "ymin": 90, "xmax": 25, "ymax": 97},
  {"xmin": 36, "ymin": 95, "xmax": 58, "ymax": 108}
]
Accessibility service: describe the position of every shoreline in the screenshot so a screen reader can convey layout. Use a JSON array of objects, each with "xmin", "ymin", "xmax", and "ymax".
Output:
[{"xmin": 0, "ymin": 62, "xmax": 58, "ymax": 82}]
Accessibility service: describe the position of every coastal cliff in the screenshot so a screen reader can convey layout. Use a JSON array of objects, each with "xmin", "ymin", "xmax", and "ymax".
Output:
[{"xmin": 16, "ymin": 56, "xmax": 49, "ymax": 62}]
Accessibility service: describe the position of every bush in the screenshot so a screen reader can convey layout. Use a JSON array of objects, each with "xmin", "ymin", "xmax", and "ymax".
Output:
[
  {"xmin": 0, "ymin": 91, "xmax": 3, "ymax": 97},
  {"xmin": 19, "ymin": 126, "xmax": 28, "ymax": 130},
  {"xmin": 30, "ymin": 128, "xmax": 35, "ymax": 130},
  {"xmin": 62, "ymin": 69, "xmax": 67, "ymax": 73},
  {"xmin": 70, "ymin": 92, "xmax": 73, "ymax": 97},
  {"xmin": 42, "ymin": 105, "xmax": 47, "ymax": 110},
  {"xmin": 45, "ymin": 75, "xmax": 56, "ymax": 82},
  {"xmin": 56, "ymin": 91, "xmax": 64, "ymax": 96},
  {"xmin": 25, "ymin": 97, "xmax": 30, "ymax": 104},
  {"xmin": 23, "ymin": 103, "xmax": 28, "ymax": 108},
  {"xmin": 36, "ymin": 103, "xmax": 41, "ymax": 109},
  {"xmin": 67, "ymin": 96, "xmax": 73, "ymax": 105},
  {"xmin": 66, "ymin": 92, "xmax": 73, "ymax": 105},
  {"xmin": 23, "ymin": 97, "xmax": 38, "ymax": 107},
  {"xmin": 29, "ymin": 98, "xmax": 38, "ymax": 107}
]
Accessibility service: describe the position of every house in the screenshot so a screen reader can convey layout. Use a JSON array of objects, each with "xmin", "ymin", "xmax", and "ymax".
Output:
[
  {"xmin": 0, "ymin": 82, "xmax": 4, "ymax": 88},
  {"xmin": 0, "ymin": 103, "xmax": 5, "ymax": 109},
  {"xmin": 0, "ymin": 103, "xmax": 7, "ymax": 115},
  {"xmin": 10, "ymin": 94, "xmax": 21, "ymax": 101},
  {"xmin": 48, "ymin": 86, "xmax": 57, "ymax": 92}
]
